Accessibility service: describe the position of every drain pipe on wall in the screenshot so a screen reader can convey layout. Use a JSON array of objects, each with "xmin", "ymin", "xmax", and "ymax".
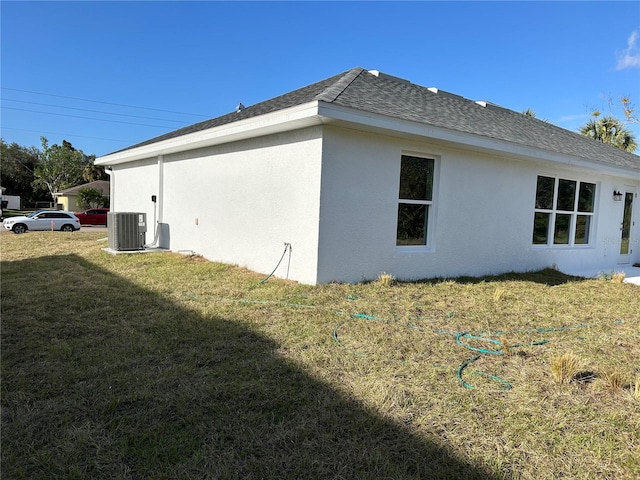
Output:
[
  {"xmin": 105, "ymin": 167, "xmax": 114, "ymax": 209},
  {"xmin": 145, "ymin": 154, "xmax": 164, "ymax": 248}
]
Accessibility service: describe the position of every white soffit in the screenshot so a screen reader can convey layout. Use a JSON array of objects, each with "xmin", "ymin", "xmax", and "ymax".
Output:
[
  {"xmin": 96, "ymin": 99, "xmax": 639, "ymax": 179},
  {"xmin": 316, "ymin": 102, "xmax": 640, "ymax": 178},
  {"xmin": 96, "ymin": 102, "xmax": 324, "ymax": 165}
]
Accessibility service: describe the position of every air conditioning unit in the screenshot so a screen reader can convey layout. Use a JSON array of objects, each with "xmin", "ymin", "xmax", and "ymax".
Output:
[{"xmin": 107, "ymin": 212, "xmax": 147, "ymax": 251}]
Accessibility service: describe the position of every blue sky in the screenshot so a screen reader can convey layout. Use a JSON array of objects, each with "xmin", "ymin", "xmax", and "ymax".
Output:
[{"xmin": 2, "ymin": 1, "xmax": 639, "ymax": 157}]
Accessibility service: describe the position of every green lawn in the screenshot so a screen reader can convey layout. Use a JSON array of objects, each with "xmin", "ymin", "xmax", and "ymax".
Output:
[{"xmin": 1, "ymin": 231, "xmax": 639, "ymax": 479}]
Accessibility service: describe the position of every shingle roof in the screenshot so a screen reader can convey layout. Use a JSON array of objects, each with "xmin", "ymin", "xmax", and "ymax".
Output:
[
  {"xmin": 111, "ymin": 69, "xmax": 361, "ymax": 154},
  {"xmin": 57, "ymin": 180, "xmax": 110, "ymax": 196},
  {"xmin": 113, "ymin": 67, "xmax": 640, "ymax": 171}
]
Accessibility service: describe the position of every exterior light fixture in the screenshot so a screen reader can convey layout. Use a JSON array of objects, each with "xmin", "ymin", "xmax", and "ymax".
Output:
[{"xmin": 613, "ymin": 190, "xmax": 623, "ymax": 201}]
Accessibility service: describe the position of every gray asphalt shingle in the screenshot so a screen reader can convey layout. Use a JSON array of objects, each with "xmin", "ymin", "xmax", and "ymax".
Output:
[{"xmin": 113, "ymin": 67, "xmax": 640, "ymax": 172}]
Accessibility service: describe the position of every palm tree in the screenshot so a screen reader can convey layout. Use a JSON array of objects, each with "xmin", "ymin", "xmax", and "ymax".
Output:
[
  {"xmin": 82, "ymin": 162, "xmax": 109, "ymax": 182},
  {"xmin": 579, "ymin": 115, "xmax": 637, "ymax": 153},
  {"xmin": 522, "ymin": 108, "xmax": 548, "ymax": 122}
]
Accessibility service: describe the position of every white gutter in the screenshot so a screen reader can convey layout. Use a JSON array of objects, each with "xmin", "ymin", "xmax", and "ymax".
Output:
[
  {"xmin": 95, "ymin": 102, "xmax": 324, "ymax": 165},
  {"xmin": 96, "ymin": 99, "xmax": 640, "ymax": 180},
  {"xmin": 316, "ymin": 102, "xmax": 640, "ymax": 179}
]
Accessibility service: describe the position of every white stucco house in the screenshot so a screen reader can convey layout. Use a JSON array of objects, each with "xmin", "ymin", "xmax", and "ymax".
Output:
[{"xmin": 95, "ymin": 67, "xmax": 640, "ymax": 284}]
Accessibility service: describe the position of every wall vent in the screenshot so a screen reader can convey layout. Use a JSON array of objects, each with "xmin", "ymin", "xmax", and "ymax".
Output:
[{"xmin": 107, "ymin": 212, "xmax": 147, "ymax": 251}]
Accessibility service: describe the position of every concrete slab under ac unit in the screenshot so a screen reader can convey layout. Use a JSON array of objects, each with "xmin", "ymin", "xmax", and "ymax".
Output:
[{"xmin": 101, "ymin": 247, "xmax": 169, "ymax": 255}]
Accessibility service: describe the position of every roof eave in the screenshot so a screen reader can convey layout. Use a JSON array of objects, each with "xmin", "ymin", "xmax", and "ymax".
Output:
[
  {"xmin": 95, "ymin": 101, "xmax": 324, "ymax": 165},
  {"xmin": 316, "ymin": 103, "xmax": 640, "ymax": 178},
  {"xmin": 96, "ymin": 98, "xmax": 639, "ymax": 178}
]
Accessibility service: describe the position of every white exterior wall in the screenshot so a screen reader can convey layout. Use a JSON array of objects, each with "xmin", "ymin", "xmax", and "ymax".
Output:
[
  {"xmin": 317, "ymin": 127, "xmax": 640, "ymax": 283},
  {"xmin": 529, "ymin": 167, "xmax": 640, "ymax": 274},
  {"xmin": 111, "ymin": 158, "xmax": 158, "ymax": 214},
  {"xmin": 107, "ymin": 122, "xmax": 639, "ymax": 285},
  {"xmin": 110, "ymin": 158, "xmax": 159, "ymax": 245},
  {"xmin": 112, "ymin": 127, "xmax": 324, "ymax": 284}
]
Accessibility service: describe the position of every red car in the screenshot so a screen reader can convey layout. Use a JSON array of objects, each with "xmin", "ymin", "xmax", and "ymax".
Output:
[{"xmin": 75, "ymin": 208, "xmax": 109, "ymax": 226}]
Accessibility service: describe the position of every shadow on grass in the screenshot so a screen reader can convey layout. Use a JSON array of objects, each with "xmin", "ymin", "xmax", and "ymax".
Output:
[
  {"xmin": 1, "ymin": 255, "xmax": 502, "ymax": 479},
  {"xmin": 413, "ymin": 268, "xmax": 587, "ymax": 287}
]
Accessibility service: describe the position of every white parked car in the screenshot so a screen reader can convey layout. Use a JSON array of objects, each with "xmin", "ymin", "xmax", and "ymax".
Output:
[{"xmin": 2, "ymin": 210, "xmax": 81, "ymax": 234}]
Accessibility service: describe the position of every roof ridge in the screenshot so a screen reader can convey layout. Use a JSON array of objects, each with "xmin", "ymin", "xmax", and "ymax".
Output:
[{"xmin": 314, "ymin": 67, "xmax": 365, "ymax": 103}]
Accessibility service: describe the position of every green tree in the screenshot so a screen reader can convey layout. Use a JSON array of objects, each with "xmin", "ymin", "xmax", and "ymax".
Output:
[
  {"xmin": 32, "ymin": 137, "xmax": 93, "ymax": 202},
  {"xmin": 579, "ymin": 114, "xmax": 637, "ymax": 152},
  {"xmin": 77, "ymin": 187, "xmax": 108, "ymax": 209},
  {"xmin": 82, "ymin": 160, "xmax": 108, "ymax": 183},
  {"xmin": 0, "ymin": 138, "xmax": 45, "ymax": 206}
]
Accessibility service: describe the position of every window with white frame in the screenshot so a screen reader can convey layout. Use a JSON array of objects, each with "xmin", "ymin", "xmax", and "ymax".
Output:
[
  {"xmin": 396, "ymin": 155, "xmax": 434, "ymax": 246},
  {"xmin": 532, "ymin": 175, "xmax": 596, "ymax": 246}
]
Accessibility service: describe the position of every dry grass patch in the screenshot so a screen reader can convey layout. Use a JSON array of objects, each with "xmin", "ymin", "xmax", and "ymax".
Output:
[
  {"xmin": 2, "ymin": 232, "xmax": 639, "ymax": 479},
  {"xmin": 376, "ymin": 272, "xmax": 396, "ymax": 287},
  {"xmin": 601, "ymin": 368, "xmax": 626, "ymax": 390},
  {"xmin": 612, "ymin": 271, "xmax": 627, "ymax": 283},
  {"xmin": 599, "ymin": 270, "xmax": 627, "ymax": 283},
  {"xmin": 551, "ymin": 352, "xmax": 583, "ymax": 384}
]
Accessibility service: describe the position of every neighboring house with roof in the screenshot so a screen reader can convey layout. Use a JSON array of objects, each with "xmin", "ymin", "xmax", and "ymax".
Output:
[
  {"xmin": 56, "ymin": 180, "xmax": 110, "ymax": 212},
  {"xmin": 0, "ymin": 186, "xmax": 20, "ymax": 210},
  {"xmin": 95, "ymin": 67, "xmax": 640, "ymax": 284}
]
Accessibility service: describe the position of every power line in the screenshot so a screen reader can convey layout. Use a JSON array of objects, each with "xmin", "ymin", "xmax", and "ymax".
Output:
[
  {"xmin": 1, "ymin": 126, "xmax": 134, "ymax": 144},
  {"xmin": 1, "ymin": 106, "xmax": 178, "ymax": 129},
  {"xmin": 1, "ymin": 87, "xmax": 211, "ymax": 118},
  {"xmin": 2, "ymin": 98, "xmax": 191, "ymax": 124}
]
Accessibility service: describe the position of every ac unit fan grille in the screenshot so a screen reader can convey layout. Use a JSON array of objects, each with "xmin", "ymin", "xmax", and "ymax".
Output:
[{"xmin": 107, "ymin": 212, "xmax": 147, "ymax": 251}]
